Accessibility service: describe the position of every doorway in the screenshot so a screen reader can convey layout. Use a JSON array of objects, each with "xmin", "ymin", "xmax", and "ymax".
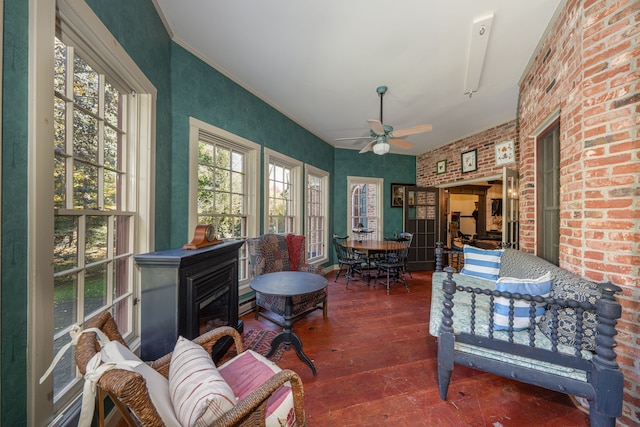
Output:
[{"xmin": 438, "ymin": 168, "xmax": 519, "ymax": 250}]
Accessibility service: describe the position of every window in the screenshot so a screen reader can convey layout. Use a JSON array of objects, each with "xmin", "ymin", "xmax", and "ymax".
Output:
[
  {"xmin": 537, "ymin": 120, "xmax": 560, "ymax": 265},
  {"xmin": 189, "ymin": 118, "xmax": 260, "ymax": 287},
  {"xmin": 305, "ymin": 165, "xmax": 329, "ymax": 263},
  {"xmin": 31, "ymin": 1, "xmax": 155, "ymax": 423},
  {"xmin": 265, "ymin": 149, "xmax": 302, "ymax": 234},
  {"xmin": 347, "ymin": 177, "xmax": 383, "ymax": 239},
  {"xmin": 53, "ymin": 34, "xmax": 136, "ymax": 405}
]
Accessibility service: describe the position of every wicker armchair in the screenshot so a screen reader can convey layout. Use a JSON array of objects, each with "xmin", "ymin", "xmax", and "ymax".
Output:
[
  {"xmin": 247, "ymin": 234, "xmax": 327, "ymax": 326},
  {"xmin": 75, "ymin": 311, "xmax": 306, "ymax": 427}
]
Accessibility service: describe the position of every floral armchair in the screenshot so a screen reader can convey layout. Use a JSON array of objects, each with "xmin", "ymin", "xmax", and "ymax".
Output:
[{"xmin": 247, "ymin": 234, "xmax": 327, "ymax": 326}]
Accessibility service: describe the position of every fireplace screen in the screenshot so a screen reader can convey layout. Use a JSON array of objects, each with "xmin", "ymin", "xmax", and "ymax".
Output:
[{"xmin": 199, "ymin": 283, "xmax": 230, "ymax": 335}]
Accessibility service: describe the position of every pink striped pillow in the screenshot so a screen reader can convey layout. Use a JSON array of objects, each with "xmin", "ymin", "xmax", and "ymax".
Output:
[{"xmin": 168, "ymin": 336, "xmax": 236, "ymax": 427}]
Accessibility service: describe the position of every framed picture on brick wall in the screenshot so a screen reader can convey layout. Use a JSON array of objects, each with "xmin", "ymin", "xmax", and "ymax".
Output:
[
  {"xmin": 437, "ymin": 159, "xmax": 447, "ymax": 174},
  {"xmin": 461, "ymin": 149, "xmax": 477, "ymax": 173},
  {"xmin": 495, "ymin": 140, "xmax": 515, "ymax": 166}
]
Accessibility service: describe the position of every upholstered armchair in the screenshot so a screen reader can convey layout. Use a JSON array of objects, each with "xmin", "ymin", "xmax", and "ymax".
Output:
[{"xmin": 247, "ymin": 234, "xmax": 327, "ymax": 326}]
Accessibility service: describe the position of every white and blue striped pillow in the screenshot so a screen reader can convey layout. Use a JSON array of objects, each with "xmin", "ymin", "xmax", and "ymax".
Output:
[
  {"xmin": 460, "ymin": 245, "xmax": 504, "ymax": 281},
  {"xmin": 493, "ymin": 272, "xmax": 551, "ymax": 331}
]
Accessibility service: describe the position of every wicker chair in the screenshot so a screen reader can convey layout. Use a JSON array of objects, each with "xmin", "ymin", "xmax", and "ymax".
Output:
[
  {"xmin": 75, "ymin": 311, "xmax": 306, "ymax": 427},
  {"xmin": 247, "ymin": 234, "xmax": 326, "ymax": 326}
]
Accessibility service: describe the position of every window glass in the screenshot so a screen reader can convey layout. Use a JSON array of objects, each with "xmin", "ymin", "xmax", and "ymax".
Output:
[
  {"xmin": 52, "ymin": 37, "xmax": 135, "ymax": 400},
  {"xmin": 306, "ymin": 166, "xmax": 329, "ymax": 262},
  {"xmin": 348, "ymin": 178, "xmax": 383, "ymax": 240}
]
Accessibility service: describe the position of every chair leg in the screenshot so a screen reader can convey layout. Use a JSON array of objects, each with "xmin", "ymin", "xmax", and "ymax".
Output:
[{"xmin": 334, "ymin": 263, "xmax": 344, "ymax": 282}]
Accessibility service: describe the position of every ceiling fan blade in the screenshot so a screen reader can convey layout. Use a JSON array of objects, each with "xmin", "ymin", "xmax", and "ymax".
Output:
[
  {"xmin": 359, "ymin": 140, "xmax": 376, "ymax": 153},
  {"xmin": 388, "ymin": 138, "xmax": 414, "ymax": 149},
  {"xmin": 391, "ymin": 123, "xmax": 432, "ymax": 138},
  {"xmin": 336, "ymin": 136, "xmax": 371, "ymax": 141},
  {"xmin": 367, "ymin": 119, "xmax": 385, "ymax": 135}
]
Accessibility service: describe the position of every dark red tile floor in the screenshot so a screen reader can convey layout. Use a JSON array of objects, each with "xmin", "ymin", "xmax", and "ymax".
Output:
[{"xmin": 241, "ymin": 270, "xmax": 589, "ymax": 427}]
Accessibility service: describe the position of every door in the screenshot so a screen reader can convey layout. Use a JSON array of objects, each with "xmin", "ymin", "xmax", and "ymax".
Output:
[
  {"xmin": 503, "ymin": 167, "xmax": 520, "ymax": 249},
  {"xmin": 404, "ymin": 186, "xmax": 439, "ymax": 270}
]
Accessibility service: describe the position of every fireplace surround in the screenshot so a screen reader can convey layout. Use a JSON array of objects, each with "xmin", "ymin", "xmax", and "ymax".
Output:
[{"xmin": 134, "ymin": 239, "xmax": 245, "ymax": 360}]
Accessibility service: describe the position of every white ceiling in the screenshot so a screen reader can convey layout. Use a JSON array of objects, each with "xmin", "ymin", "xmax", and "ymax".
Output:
[{"xmin": 153, "ymin": 0, "xmax": 562, "ymax": 156}]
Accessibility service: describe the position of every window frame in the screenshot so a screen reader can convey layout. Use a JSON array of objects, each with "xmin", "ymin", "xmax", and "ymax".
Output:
[
  {"xmin": 30, "ymin": 0, "xmax": 156, "ymax": 424},
  {"xmin": 188, "ymin": 117, "xmax": 260, "ymax": 296},
  {"xmin": 346, "ymin": 176, "xmax": 384, "ymax": 240},
  {"xmin": 305, "ymin": 164, "xmax": 329, "ymax": 265},
  {"xmin": 264, "ymin": 148, "xmax": 303, "ymax": 235}
]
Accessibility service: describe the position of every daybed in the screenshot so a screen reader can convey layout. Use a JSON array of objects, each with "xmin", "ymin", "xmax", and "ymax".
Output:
[{"xmin": 430, "ymin": 243, "xmax": 623, "ymax": 426}]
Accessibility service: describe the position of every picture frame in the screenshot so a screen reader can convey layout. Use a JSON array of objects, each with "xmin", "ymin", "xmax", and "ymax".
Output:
[
  {"xmin": 495, "ymin": 140, "xmax": 516, "ymax": 166},
  {"xmin": 461, "ymin": 149, "xmax": 477, "ymax": 173},
  {"xmin": 391, "ymin": 183, "xmax": 413, "ymax": 208},
  {"xmin": 436, "ymin": 159, "xmax": 447, "ymax": 174}
]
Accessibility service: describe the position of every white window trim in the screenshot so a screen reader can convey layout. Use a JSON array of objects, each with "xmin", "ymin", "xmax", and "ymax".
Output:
[
  {"xmin": 188, "ymin": 118, "xmax": 260, "ymax": 300},
  {"xmin": 305, "ymin": 164, "xmax": 330, "ymax": 265},
  {"xmin": 264, "ymin": 148, "xmax": 303, "ymax": 235},
  {"xmin": 187, "ymin": 117, "xmax": 260, "ymax": 241},
  {"xmin": 346, "ymin": 176, "xmax": 384, "ymax": 240},
  {"xmin": 30, "ymin": 0, "xmax": 156, "ymax": 424}
]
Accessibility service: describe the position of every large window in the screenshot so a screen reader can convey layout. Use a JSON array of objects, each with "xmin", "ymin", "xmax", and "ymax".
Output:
[
  {"xmin": 265, "ymin": 149, "xmax": 302, "ymax": 234},
  {"xmin": 53, "ymin": 34, "xmax": 135, "ymax": 405},
  {"xmin": 305, "ymin": 165, "xmax": 329, "ymax": 263},
  {"xmin": 347, "ymin": 177, "xmax": 383, "ymax": 239},
  {"xmin": 32, "ymin": 1, "xmax": 155, "ymax": 423},
  {"xmin": 189, "ymin": 118, "xmax": 259, "ymax": 291}
]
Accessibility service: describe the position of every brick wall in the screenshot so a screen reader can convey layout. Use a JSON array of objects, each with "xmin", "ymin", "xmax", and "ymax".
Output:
[
  {"xmin": 418, "ymin": 1, "xmax": 639, "ymax": 424},
  {"xmin": 416, "ymin": 120, "xmax": 518, "ymax": 186},
  {"xmin": 519, "ymin": 1, "xmax": 639, "ymax": 425}
]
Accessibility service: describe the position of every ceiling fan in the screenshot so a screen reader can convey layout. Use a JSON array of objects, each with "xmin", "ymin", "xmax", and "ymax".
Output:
[{"xmin": 336, "ymin": 86, "xmax": 432, "ymax": 155}]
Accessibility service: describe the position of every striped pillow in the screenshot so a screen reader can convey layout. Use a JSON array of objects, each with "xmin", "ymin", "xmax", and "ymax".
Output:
[
  {"xmin": 493, "ymin": 272, "xmax": 551, "ymax": 331},
  {"xmin": 169, "ymin": 336, "xmax": 236, "ymax": 427},
  {"xmin": 460, "ymin": 245, "xmax": 504, "ymax": 281}
]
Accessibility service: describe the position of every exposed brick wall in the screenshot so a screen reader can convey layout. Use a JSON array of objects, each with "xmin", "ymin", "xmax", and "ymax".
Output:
[
  {"xmin": 418, "ymin": 1, "xmax": 639, "ymax": 424},
  {"xmin": 519, "ymin": 2, "xmax": 639, "ymax": 425},
  {"xmin": 416, "ymin": 120, "xmax": 518, "ymax": 186}
]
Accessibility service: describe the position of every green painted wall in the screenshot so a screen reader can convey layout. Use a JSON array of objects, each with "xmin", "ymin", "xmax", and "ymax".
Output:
[
  {"xmin": 333, "ymin": 148, "xmax": 416, "ymax": 241},
  {"xmin": 169, "ymin": 45, "xmax": 334, "ymax": 248},
  {"xmin": 85, "ymin": 0, "xmax": 174, "ymax": 250},
  {"xmin": 1, "ymin": 0, "xmax": 29, "ymax": 422},
  {"xmin": 0, "ymin": 0, "xmax": 415, "ymax": 422}
]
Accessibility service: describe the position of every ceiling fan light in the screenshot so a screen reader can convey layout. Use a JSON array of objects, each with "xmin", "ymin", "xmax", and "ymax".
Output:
[{"xmin": 373, "ymin": 141, "xmax": 390, "ymax": 155}]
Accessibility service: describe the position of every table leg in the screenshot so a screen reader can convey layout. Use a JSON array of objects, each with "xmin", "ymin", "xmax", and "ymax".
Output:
[{"xmin": 265, "ymin": 295, "xmax": 318, "ymax": 376}]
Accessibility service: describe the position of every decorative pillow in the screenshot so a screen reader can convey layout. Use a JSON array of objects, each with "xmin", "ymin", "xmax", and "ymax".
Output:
[
  {"xmin": 168, "ymin": 336, "xmax": 237, "ymax": 427},
  {"xmin": 460, "ymin": 245, "xmax": 504, "ymax": 281},
  {"xmin": 493, "ymin": 272, "xmax": 551, "ymax": 331},
  {"xmin": 101, "ymin": 341, "xmax": 181, "ymax": 426},
  {"xmin": 219, "ymin": 350, "xmax": 296, "ymax": 427},
  {"xmin": 538, "ymin": 277, "xmax": 602, "ymax": 351}
]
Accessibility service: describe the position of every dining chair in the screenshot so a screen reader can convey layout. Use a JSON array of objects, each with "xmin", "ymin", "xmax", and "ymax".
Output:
[
  {"xmin": 397, "ymin": 232, "xmax": 413, "ymax": 278},
  {"xmin": 374, "ymin": 239, "xmax": 411, "ymax": 294},
  {"xmin": 333, "ymin": 235, "xmax": 364, "ymax": 288}
]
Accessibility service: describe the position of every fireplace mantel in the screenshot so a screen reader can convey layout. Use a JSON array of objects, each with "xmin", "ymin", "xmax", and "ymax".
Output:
[{"xmin": 134, "ymin": 239, "xmax": 245, "ymax": 360}]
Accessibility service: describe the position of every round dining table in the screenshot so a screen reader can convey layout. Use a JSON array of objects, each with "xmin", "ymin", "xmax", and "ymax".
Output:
[{"xmin": 342, "ymin": 240, "xmax": 405, "ymax": 282}]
